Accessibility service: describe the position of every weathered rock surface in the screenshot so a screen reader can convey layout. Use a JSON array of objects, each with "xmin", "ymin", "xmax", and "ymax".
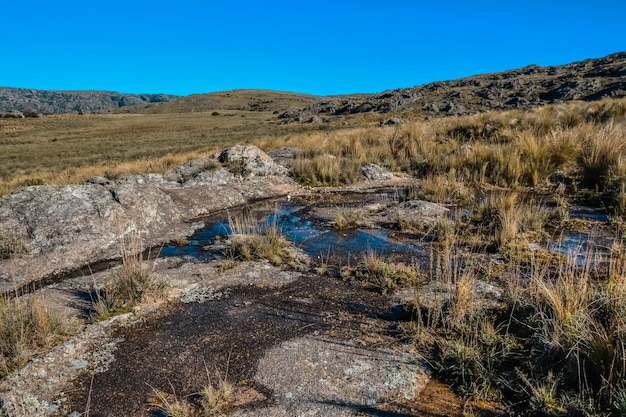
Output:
[
  {"xmin": 233, "ymin": 336, "xmax": 429, "ymax": 417},
  {"xmin": 0, "ymin": 183, "xmax": 451, "ymax": 417},
  {"xmin": 373, "ymin": 200, "xmax": 450, "ymax": 228},
  {"xmin": 218, "ymin": 145, "xmax": 289, "ymax": 176},
  {"xmin": 0, "ymin": 147, "xmax": 298, "ymax": 293},
  {"xmin": 362, "ymin": 163, "xmax": 393, "ymax": 181}
]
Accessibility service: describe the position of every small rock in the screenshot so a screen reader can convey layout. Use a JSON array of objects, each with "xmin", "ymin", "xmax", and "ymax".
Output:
[
  {"xmin": 380, "ymin": 117, "xmax": 403, "ymax": 126},
  {"xmin": 85, "ymin": 176, "xmax": 112, "ymax": 187}
]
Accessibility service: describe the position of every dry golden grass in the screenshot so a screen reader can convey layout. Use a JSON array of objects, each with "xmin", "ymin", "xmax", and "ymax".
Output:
[
  {"xmin": 0, "ymin": 110, "xmax": 379, "ymax": 196},
  {"xmin": 255, "ymin": 97, "xmax": 626, "ymax": 194},
  {"xmin": 3, "ymin": 97, "xmax": 625, "ymax": 198},
  {"xmin": 0, "ymin": 296, "xmax": 77, "ymax": 378}
]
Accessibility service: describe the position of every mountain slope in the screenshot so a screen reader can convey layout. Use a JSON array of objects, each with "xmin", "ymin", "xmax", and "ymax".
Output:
[
  {"xmin": 130, "ymin": 51, "xmax": 626, "ymax": 119},
  {"xmin": 330, "ymin": 51, "xmax": 626, "ymax": 116},
  {"xmin": 0, "ymin": 88, "xmax": 177, "ymax": 114}
]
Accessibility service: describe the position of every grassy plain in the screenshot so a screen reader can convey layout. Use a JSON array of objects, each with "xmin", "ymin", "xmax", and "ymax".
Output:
[{"xmin": 0, "ymin": 110, "xmax": 379, "ymax": 196}]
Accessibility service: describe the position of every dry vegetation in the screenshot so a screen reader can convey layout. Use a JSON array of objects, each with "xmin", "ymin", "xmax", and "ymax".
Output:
[
  {"xmin": 0, "ymin": 296, "xmax": 77, "ymax": 378},
  {"xmin": 257, "ymin": 97, "xmax": 626, "ymax": 197},
  {"xmin": 0, "ymin": 110, "xmax": 376, "ymax": 196},
  {"xmin": 223, "ymin": 209, "xmax": 305, "ymax": 268}
]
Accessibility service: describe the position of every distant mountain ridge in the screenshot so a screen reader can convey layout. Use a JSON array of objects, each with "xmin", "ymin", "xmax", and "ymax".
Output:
[
  {"xmin": 0, "ymin": 88, "xmax": 178, "ymax": 114},
  {"xmin": 2, "ymin": 51, "xmax": 625, "ymax": 117},
  {"xmin": 130, "ymin": 51, "xmax": 626, "ymax": 120}
]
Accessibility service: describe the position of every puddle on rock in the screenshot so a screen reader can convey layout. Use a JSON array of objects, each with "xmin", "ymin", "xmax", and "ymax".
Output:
[
  {"xmin": 548, "ymin": 231, "xmax": 615, "ymax": 266},
  {"xmin": 569, "ymin": 205, "xmax": 609, "ymax": 222},
  {"xmin": 162, "ymin": 197, "xmax": 426, "ymax": 265}
]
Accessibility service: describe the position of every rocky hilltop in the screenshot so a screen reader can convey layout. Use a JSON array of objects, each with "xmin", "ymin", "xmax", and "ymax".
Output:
[
  {"xmin": 283, "ymin": 51, "xmax": 626, "ymax": 119},
  {"xmin": 130, "ymin": 51, "xmax": 626, "ymax": 119},
  {"xmin": 0, "ymin": 88, "xmax": 177, "ymax": 115}
]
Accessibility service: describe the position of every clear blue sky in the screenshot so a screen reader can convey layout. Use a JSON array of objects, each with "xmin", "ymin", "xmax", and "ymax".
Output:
[{"xmin": 2, "ymin": 0, "xmax": 625, "ymax": 96}]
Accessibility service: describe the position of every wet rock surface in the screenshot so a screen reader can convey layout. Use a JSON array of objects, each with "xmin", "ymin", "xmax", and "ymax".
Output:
[
  {"xmin": 61, "ymin": 266, "xmax": 420, "ymax": 417},
  {"xmin": 0, "ymin": 178, "xmax": 460, "ymax": 417}
]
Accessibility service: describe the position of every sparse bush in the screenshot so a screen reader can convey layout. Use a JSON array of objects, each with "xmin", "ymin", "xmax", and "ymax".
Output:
[
  {"xmin": 91, "ymin": 233, "xmax": 163, "ymax": 321},
  {"xmin": 578, "ymin": 122, "xmax": 626, "ymax": 187},
  {"xmin": 418, "ymin": 170, "xmax": 475, "ymax": 204},
  {"xmin": 148, "ymin": 388, "xmax": 194, "ymax": 417},
  {"xmin": 357, "ymin": 252, "xmax": 419, "ymax": 294},
  {"xmin": 201, "ymin": 379, "xmax": 234, "ymax": 415}
]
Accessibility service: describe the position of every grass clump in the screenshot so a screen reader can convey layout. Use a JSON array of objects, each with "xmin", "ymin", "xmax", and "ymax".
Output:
[
  {"xmin": 356, "ymin": 252, "xmax": 419, "ymax": 294},
  {"xmin": 201, "ymin": 379, "xmax": 234, "ymax": 415},
  {"xmin": 148, "ymin": 388, "xmax": 194, "ymax": 417},
  {"xmin": 224, "ymin": 210, "xmax": 303, "ymax": 267},
  {"xmin": 0, "ymin": 296, "xmax": 77, "ymax": 378},
  {"xmin": 334, "ymin": 208, "xmax": 364, "ymax": 229},
  {"xmin": 149, "ymin": 370, "xmax": 234, "ymax": 416},
  {"xmin": 91, "ymin": 234, "xmax": 163, "ymax": 321},
  {"xmin": 406, "ymin": 238, "xmax": 626, "ymax": 415},
  {"xmin": 0, "ymin": 233, "xmax": 25, "ymax": 260}
]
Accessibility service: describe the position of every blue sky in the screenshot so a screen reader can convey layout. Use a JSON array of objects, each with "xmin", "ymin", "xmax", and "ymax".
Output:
[{"xmin": 2, "ymin": 1, "xmax": 625, "ymax": 96}]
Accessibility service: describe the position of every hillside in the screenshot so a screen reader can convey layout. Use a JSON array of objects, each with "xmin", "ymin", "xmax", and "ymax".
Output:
[
  {"xmin": 121, "ymin": 51, "xmax": 626, "ymax": 118},
  {"xmin": 2, "ymin": 51, "xmax": 624, "ymax": 118},
  {"xmin": 124, "ymin": 89, "xmax": 326, "ymax": 114},
  {"xmin": 0, "ymin": 88, "xmax": 177, "ymax": 115}
]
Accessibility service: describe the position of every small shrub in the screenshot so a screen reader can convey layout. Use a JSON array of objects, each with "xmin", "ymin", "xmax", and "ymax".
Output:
[
  {"xmin": 148, "ymin": 388, "xmax": 193, "ymax": 417},
  {"xmin": 520, "ymin": 372, "xmax": 566, "ymax": 416},
  {"xmin": 91, "ymin": 233, "xmax": 163, "ymax": 321},
  {"xmin": 224, "ymin": 211, "xmax": 303, "ymax": 267},
  {"xmin": 418, "ymin": 170, "xmax": 475, "ymax": 205},
  {"xmin": 201, "ymin": 379, "xmax": 234, "ymax": 415}
]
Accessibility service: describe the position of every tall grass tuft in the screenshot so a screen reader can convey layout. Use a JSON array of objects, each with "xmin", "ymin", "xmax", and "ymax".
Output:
[
  {"xmin": 224, "ymin": 209, "xmax": 303, "ymax": 267},
  {"xmin": 91, "ymin": 231, "xmax": 163, "ymax": 321},
  {"xmin": 412, "ymin": 237, "xmax": 626, "ymax": 414},
  {"xmin": 0, "ymin": 296, "xmax": 76, "ymax": 378}
]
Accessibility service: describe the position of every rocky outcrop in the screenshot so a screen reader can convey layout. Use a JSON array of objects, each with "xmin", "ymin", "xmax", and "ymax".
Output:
[
  {"xmin": 4, "ymin": 52, "xmax": 625, "ymax": 118},
  {"xmin": 0, "ymin": 88, "xmax": 178, "ymax": 114},
  {"xmin": 0, "ymin": 147, "xmax": 297, "ymax": 293},
  {"xmin": 380, "ymin": 117, "xmax": 403, "ymax": 126},
  {"xmin": 271, "ymin": 51, "xmax": 626, "ymax": 121},
  {"xmin": 218, "ymin": 145, "xmax": 289, "ymax": 176},
  {"xmin": 362, "ymin": 163, "xmax": 393, "ymax": 181}
]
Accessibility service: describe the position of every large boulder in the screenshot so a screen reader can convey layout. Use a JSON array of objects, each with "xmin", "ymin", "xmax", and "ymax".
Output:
[
  {"xmin": 362, "ymin": 163, "xmax": 393, "ymax": 181},
  {"xmin": 218, "ymin": 145, "xmax": 289, "ymax": 176}
]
